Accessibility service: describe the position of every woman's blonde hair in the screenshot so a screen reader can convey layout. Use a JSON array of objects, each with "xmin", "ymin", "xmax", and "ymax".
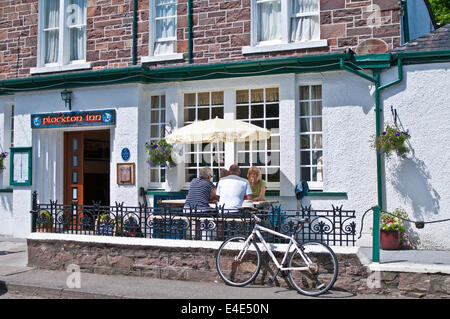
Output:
[{"xmin": 247, "ymin": 166, "xmax": 262, "ymax": 184}]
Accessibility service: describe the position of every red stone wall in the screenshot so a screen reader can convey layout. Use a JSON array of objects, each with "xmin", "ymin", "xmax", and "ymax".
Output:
[{"xmin": 0, "ymin": 0, "xmax": 402, "ymax": 80}]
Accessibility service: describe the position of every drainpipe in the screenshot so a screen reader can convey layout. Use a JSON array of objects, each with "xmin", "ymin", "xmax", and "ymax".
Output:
[
  {"xmin": 188, "ymin": 0, "xmax": 193, "ymax": 64},
  {"xmin": 340, "ymin": 55, "xmax": 404, "ymax": 262},
  {"xmin": 132, "ymin": 0, "xmax": 137, "ymax": 65}
]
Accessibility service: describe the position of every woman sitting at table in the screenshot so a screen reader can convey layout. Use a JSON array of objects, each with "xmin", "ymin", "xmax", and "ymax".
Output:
[
  {"xmin": 184, "ymin": 167, "xmax": 217, "ymax": 212},
  {"xmin": 247, "ymin": 166, "xmax": 266, "ymax": 201}
]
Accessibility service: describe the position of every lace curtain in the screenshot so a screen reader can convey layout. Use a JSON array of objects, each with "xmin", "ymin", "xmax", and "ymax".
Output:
[
  {"xmin": 68, "ymin": 0, "xmax": 86, "ymax": 61},
  {"xmin": 257, "ymin": 0, "xmax": 281, "ymax": 42},
  {"xmin": 44, "ymin": 0, "xmax": 59, "ymax": 63},
  {"xmin": 290, "ymin": 0, "xmax": 320, "ymax": 42},
  {"xmin": 154, "ymin": 0, "xmax": 176, "ymax": 55}
]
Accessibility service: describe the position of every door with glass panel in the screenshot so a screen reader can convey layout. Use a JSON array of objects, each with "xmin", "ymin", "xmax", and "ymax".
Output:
[{"xmin": 64, "ymin": 132, "xmax": 84, "ymax": 229}]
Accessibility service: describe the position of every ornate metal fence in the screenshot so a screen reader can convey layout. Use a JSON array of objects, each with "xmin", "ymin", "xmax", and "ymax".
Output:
[{"xmin": 30, "ymin": 192, "xmax": 357, "ymax": 246}]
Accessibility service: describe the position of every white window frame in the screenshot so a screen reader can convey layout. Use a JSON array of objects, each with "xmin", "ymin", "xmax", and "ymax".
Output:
[
  {"xmin": 298, "ymin": 83, "xmax": 323, "ymax": 190},
  {"xmin": 182, "ymin": 91, "xmax": 225, "ymax": 188},
  {"xmin": 235, "ymin": 87, "xmax": 280, "ymax": 190},
  {"xmin": 32, "ymin": 0, "xmax": 91, "ymax": 74},
  {"xmin": 142, "ymin": 0, "xmax": 184, "ymax": 63},
  {"xmin": 243, "ymin": 0, "xmax": 327, "ymax": 54},
  {"xmin": 149, "ymin": 94, "xmax": 168, "ymax": 188}
]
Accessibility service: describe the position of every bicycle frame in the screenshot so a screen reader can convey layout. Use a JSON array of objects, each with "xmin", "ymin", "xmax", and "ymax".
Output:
[{"xmin": 237, "ymin": 222, "xmax": 313, "ymax": 272}]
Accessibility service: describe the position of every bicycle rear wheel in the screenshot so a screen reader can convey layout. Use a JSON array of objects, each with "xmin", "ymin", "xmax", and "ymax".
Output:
[
  {"xmin": 288, "ymin": 241, "xmax": 338, "ymax": 296},
  {"xmin": 216, "ymin": 236, "xmax": 261, "ymax": 287}
]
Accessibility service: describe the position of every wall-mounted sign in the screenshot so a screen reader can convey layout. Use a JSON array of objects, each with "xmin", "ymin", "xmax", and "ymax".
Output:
[
  {"xmin": 31, "ymin": 109, "xmax": 116, "ymax": 129},
  {"xmin": 10, "ymin": 147, "xmax": 32, "ymax": 186},
  {"xmin": 121, "ymin": 148, "xmax": 130, "ymax": 161}
]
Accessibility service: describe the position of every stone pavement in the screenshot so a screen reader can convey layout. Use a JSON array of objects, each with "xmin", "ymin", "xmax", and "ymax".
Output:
[{"xmin": 0, "ymin": 236, "xmax": 449, "ymax": 299}]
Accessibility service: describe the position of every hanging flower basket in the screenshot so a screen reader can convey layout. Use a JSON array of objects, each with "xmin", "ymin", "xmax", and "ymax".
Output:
[
  {"xmin": 0, "ymin": 152, "xmax": 8, "ymax": 170},
  {"xmin": 375, "ymin": 124, "xmax": 411, "ymax": 157},
  {"xmin": 145, "ymin": 139, "xmax": 176, "ymax": 168}
]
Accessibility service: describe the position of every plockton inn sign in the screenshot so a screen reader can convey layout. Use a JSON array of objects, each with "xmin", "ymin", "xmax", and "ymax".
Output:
[{"xmin": 31, "ymin": 110, "xmax": 116, "ymax": 129}]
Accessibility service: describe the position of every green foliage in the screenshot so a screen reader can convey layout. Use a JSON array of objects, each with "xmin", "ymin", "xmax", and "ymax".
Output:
[
  {"xmin": 39, "ymin": 210, "xmax": 53, "ymax": 227},
  {"xmin": 429, "ymin": 0, "xmax": 450, "ymax": 26},
  {"xmin": 375, "ymin": 123, "xmax": 411, "ymax": 157}
]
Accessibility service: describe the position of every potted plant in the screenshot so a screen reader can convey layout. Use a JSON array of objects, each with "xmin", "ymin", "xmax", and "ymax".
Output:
[
  {"xmin": 380, "ymin": 208, "xmax": 409, "ymax": 250},
  {"xmin": 96, "ymin": 214, "xmax": 115, "ymax": 236},
  {"xmin": 145, "ymin": 139, "xmax": 176, "ymax": 168},
  {"xmin": 0, "ymin": 151, "xmax": 8, "ymax": 170},
  {"xmin": 375, "ymin": 124, "xmax": 411, "ymax": 157}
]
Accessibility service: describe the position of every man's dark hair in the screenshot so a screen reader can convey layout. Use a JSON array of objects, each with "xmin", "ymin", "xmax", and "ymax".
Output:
[{"xmin": 228, "ymin": 164, "xmax": 240, "ymax": 175}]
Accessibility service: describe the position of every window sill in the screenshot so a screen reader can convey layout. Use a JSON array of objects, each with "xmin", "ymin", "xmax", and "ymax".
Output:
[
  {"xmin": 305, "ymin": 191, "xmax": 347, "ymax": 198},
  {"xmin": 242, "ymin": 40, "xmax": 328, "ymax": 55},
  {"xmin": 30, "ymin": 62, "xmax": 92, "ymax": 75},
  {"xmin": 141, "ymin": 53, "xmax": 184, "ymax": 64}
]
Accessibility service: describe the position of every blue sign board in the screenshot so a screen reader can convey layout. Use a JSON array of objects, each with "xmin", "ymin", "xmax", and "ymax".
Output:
[
  {"xmin": 31, "ymin": 109, "xmax": 116, "ymax": 129},
  {"xmin": 121, "ymin": 148, "xmax": 130, "ymax": 161}
]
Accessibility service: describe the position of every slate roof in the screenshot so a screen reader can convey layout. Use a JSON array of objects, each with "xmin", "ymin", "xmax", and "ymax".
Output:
[{"xmin": 393, "ymin": 24, "xmax": 450, "ymax": 53}]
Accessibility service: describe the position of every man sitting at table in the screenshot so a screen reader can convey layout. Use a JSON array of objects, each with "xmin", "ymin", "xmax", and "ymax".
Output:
[
  {"xmin": 184, "ymin": 167, "xmax": 217, "ymax": 212},
  {"xmin": 216, "ymin": 164, "xmax": 253, "ymax": 211}
]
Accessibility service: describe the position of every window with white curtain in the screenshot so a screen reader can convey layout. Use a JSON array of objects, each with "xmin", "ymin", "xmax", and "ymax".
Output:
[
  {"xmin": 36, "ymin": 0, "xmax": 87, "ymax": 71},
  {"xmin": 153, "ymin": 0, "xmax": 177, "ymax": 56},
  {"xmin": 149, "ymin": 95, "xmax": 167, "ymax": 185},
  {"xmin": 299, "ymin": 84, "xmax": 323, "ymax": 189},
  {"xmin": 245, "ymin": 0, "xmax": 323, "ymax": 54}
]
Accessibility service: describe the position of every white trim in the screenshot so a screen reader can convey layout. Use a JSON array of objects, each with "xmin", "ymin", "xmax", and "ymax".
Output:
[
  {"xmin": 30, "ymin": 62, "xmax": 92, "ymax": 75},
  {"xmin": 141, "ymin": 53, "xmax": 184, "ymax": 63},
  {"xmin": 27, "ymin": 232, "xmax": 358, "ymax": 255},
  {"xmin": 242, "ymin": 39, "xmax": 328, "ymax": 54}
]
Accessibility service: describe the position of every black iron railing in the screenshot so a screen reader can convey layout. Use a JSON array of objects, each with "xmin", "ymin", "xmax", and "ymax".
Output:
[{"xmin": 30, "ymin": 192, "xmax": 357, "ymax": 246}]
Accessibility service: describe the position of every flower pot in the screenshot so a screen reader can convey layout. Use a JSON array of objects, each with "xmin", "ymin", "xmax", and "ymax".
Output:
[{"xmin": 380, "ymin": 230, "xmax": 401, "ymax": 250}]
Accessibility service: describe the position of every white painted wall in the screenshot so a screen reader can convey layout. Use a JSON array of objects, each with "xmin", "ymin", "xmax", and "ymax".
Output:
[
  {"xmin": 1, "ymin": 62, "xmax": 449, "ymax": 250},
  {"xmin": 381, "ymin": 62, "xmax": 450, "ymax": 249}
]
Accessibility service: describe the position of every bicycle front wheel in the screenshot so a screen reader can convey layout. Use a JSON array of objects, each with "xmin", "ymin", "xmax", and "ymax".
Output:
[
  {"xmin": 288, "ymin": 241, "xmax": 338, "ymax": 296},
  {"xmin": 216, "ymin": 236, "xmax": 261, "ymax": 287}
]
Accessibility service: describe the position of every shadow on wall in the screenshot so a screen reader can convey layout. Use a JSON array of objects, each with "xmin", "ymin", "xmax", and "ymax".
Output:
[{"xmin": 388, "ymin": 151, "xmax": 441, "ymax": 248}]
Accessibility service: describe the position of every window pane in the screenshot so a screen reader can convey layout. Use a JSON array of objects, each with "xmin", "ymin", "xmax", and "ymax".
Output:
[
  {"xmin": 312, "ymin": 151, "xmax": 323, "ymax": 166},
  {"xmin": 198, "ymin": 92, "xmax": 210, "ymax": 106},
  {"xmin": 211, "ymin": 91, "xmax": 223, "ymax": 105},
  {"xmin": 266, "ymin": 88, "xmax": 279, "ymax": 102},
  {"xmin": 44, "ymin": 30, "xmax": 59, "ymax": 63},
  {"xmin": 44, "ymin": 0, "xmax": 59, "ymax": 29},
  {"xmin": 311, "ymin": 85, "xmax": 322, "ymax": 99},
  {"xmin": 251, "ymin": 104, "xmax": 264, "ymax": 118},
  {"xmin": 257, "ymin": 0, "xmax": 281, "ymax": 42},
  {"xmin": 251, "ymin": 89, "xmax": 264, "ymax": 103},
  {"xmin": 301, "ymin": 167, "xmax": 311, "ymax": 181},
  {"xmin": 311, "ymin": 101, "xmax": 322, "ymax": 115},
  {"xmin": 185, "ymin": 108, "xmax": 196, "ymax": 122},
  {"xmin": 198, "ymin": 107, "xmax": 209, "ymax": 120},
  {"xmin": 300, "ymin": 102, "xmax": 309, "ymax": 116},
  {"xmin": 300, "ymin": 86, "xmax": 309, "ymax": 100},
  {"xmin": 265, "ymin": 103, "xmax": 279, "ymax": 118},
  {"xmin": 300, "ymin": 135, "xmax": 310, "ymax": 149},
  {"xmin": 184, "ymin": 93, "xmax": 195, "ymax": 106},
  {"xmin": 236, "ymin": 90, "xmax": 249, "ymax": 104},
  {"xmin": 156, "ymin": 18, "xmax": 176, "ymax": 39},
  {"xmin": 312, "ymin": 118, "xmax": 322, "ymax": 131},
  {"xmin": 300, "ymin": 118, "xmax": 310, "ymax": 132},
  {"xmin": 151, "ymin": 96, "xmax": 160, "ymax": 108},
  {"xmin": 311, "ymin": 134, "xmax": 322, "ymax": 148},
  {"xmin": 236, "ymin": 105, "xmax": 249, "ymax": 119},
  {"xmin": 211, "ymin": 107, "xmax": 223, "ymax": 119},
  {"xmin": 300, "ymin": 151, "xmax": 310, "ymax": 165},
  {"xmin": 266, "ymin": 119, "xmax": 279, "ymax": 130}
]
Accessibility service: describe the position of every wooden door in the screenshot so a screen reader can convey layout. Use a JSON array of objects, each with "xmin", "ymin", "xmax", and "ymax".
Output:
[{"xmin": 64, "ymin": 132, "xmax": 84, "ymax": 229}]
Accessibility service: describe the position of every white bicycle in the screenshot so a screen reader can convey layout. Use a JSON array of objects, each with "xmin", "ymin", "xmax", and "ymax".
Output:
[{"xmin": 216, "ymin": 213, "xmax": 338, "ymax": 296}]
